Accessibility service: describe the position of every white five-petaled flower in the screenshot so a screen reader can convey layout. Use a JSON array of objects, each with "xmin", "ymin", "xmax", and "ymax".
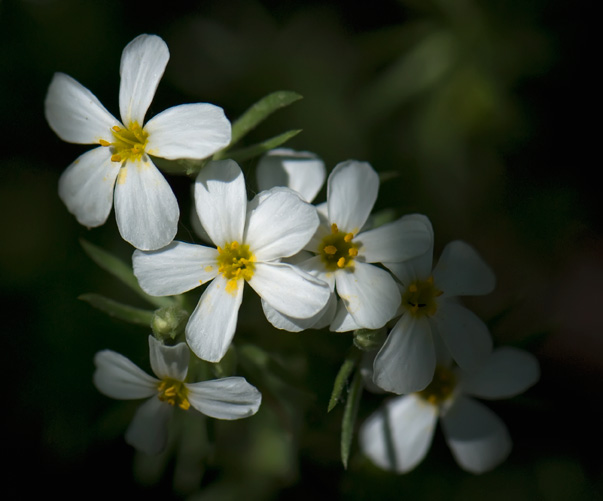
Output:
[
  {"xmin": 360, "ymin": 347, "xmax": 540, "ymax": 474},
  {"xmin": 45, "ymin": 34, "xmax": 231, "ymax": 250},
  {"xmin": 373, "ymin": 221, "xmax": 496, "ymax": 394},
  {"xmin": 133, "ymin": 159, "xmax": 331, "ymax": 363},
  {"xmin": 265, "ymin": 160, "xmax": 433, "ymax": 332},
  {"xmin": 93, "ymin": 335, "xmax": 262, "ymax": 455}
]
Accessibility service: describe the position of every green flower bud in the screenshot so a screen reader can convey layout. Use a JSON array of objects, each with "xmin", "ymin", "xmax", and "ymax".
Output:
[
  {"xmin": 152, "ymin": 305, "xmax": 189, "ymax": 341},
  {"xmin": 353, "ymin": 328, "xmax": 386, "ymax": 352}
]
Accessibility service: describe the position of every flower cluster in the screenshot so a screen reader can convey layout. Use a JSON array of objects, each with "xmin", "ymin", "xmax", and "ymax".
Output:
[{"xmin": 47, "ymin": 33, "xmax": 539, "ymax": 477}]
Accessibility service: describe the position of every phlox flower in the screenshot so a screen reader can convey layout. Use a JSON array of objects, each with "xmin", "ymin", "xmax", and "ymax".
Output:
[
  {"xmin": 133, "ymin": 159, "xmax": 331, "ymax": 363},
  {"xmin": 373, "ymin": 222, "xmax": 496, "ymax": 394},
  {"xmin": 360, "ymin": 347, "xmax": 540, "ymax": 474},
  {"xmin": 93, "ymin": 335, "xmax": 261, "ymax": 455},
  {"xmin": 45, "ymin": 34, "xmax": 231, "ymax": 250},
  {"xmin": 265, "ymin": 160, "xmax": 433, "ymax": 332}
]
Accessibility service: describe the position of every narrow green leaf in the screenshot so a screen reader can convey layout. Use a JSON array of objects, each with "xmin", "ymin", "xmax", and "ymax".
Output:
[
  {"xmin": 341, "ymin": 369, "xmax": 363, "ymax": 469},
  {"xmin": 80, "ymin": 239, "xmax": 174, "ymax": 308},
  {"xmin": 228, "ymin": 91, "xmax": 303, "ymax": 148},
  {"xmin": 79, "ymin": 293, "xmax": 155, "ymax": 326},
  {"xmin": 328, "ymin": 352, "xmax": 359, "ymax": 412},
  {"xmin": 222, "ymin": 129, "xmax": 302, "ymax": 163}
]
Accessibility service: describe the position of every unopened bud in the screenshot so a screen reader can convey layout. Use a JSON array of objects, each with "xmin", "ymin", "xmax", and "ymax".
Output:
[
  {"xmin": 152, "ymin": 305, "xmax": 189, "ymax": 341},
  {"xmin": 353, "ymin": 328, "xmax": 386, "ymax": 352}
]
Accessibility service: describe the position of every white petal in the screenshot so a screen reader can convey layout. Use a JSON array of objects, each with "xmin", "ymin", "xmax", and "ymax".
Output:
[
  {"xmin": 359, "ymin": 215, "xmax": 433, "ymax": 264},
  {"xmin": 119, "ymin": 34, "xmax": 169, "ymax": 125},
  {"xmin": 58, "ymin": 147, "xmax": 120, "ymax": 227},
  {"xmin": 113, "ymin": 158, "xmax": 179, "ymax": 250},
  {"xmin": 461, "ymin": 347, "xmax": 540, "ymax": 400},
  {"xmin": 45, "ymin": 72, "xmax": 118, "ymax": 144},
  {"xmin": 186, "ymin": 275, "xmax": 244, "ymax": 363},
  {"xmin": 145, "ymin": 103, "xmax": 231, "ymax": 159},
  {"xmin": 256, "ymin": 148, "xmax": 326, "ymax": 203},
  {"xmin": 327, "ymin": 160, "xmax": 378, "ymax": 233},
  {"xmin": 373, "ymin": 314, "xmax": 435, "ymax": 394},
  {"xmin": 433, "ymin": 241, "xmax": 496, "ymax": 297},
  {"xmin": 133, "ymin": 241, "xmax": 218, "ymax": 296},
  {"xmin": 125, "ymin": 397, "xmax": 172, "ymax": 455},
  {"xmin": 360, "ymin": 394, "xmax": 438, "ymax": 473},
  {"xmin": 187, "ymin": 377, "xmax": 262, "ymax": 419},
  {"xmin": 248, "ymin": 262, "xmax": 330, "ymax": 319},
  {"xmin": 93, "ymin": 350, "xmax": 158, "ymax": 400},
  {"xmin": 194, "ymin": 160, "xmax": 246, "ymax": 245},
  {"xmin": 245, "ymin": 188, "xmax": 319, "ymax": 260},
  {"xmin": 432, "ymin": 301, "xmax": 493, "ymax": 372},
  {"xmin": 335, "ymin": 261, "xmax": 400, "ymax": 329},
  {"xmin": 148, "ymin": 336, "xmax": 190, "ymax": 381},
  {"xmin": 297, "ymin": 254, "xmax": 336, "ymax": 291},
  {"xmin": 329, "ymin": 296, "xmax": 362, "ymax": 332},
  {"xmin": 442, "ymin": 396, "xmax": 512, "ymax": 474},
  {"xmin": 262, "ymin": 291, "xmax": 336, "ymax": 332}
]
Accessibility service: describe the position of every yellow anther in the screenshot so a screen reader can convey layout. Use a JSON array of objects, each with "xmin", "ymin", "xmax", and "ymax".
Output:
[
  {"xmin": 324, "ymin": 245, "xmax": 337, "ymax": 255},
  {"xmin": 337, "ymin": 257, "xmax": 346, "ymax": 268},
  {"xmin": 408, "ymin": 284, "xmax": 418, "ymax": 293},
  {"xmin": 417, "ymin": 365, "xmax": 457, "ymax": 405},
  {"xmin": 111, "ymin": 154, "xmax": 122, "ymax": 162},
  {"xmin": 344, "ymin": 233, "xmax": 354, "ymax": 243},
  {"xmin": 331, "ymin": 223, "xmax": 339, "ymax": 234},
  {"xmin": 157, "ymin": 378, "xmax": 190, "ymax": 410},
  {"xmin": 217, "ymin": 241, "xmax": 255, "ymax": 294},
  {"xmin": 402, "ymin": 276, "xmax": 442, "ymax": 318},
  {"xmin": 112, "ymin": 125, "xmax": 121, "ymax": 132},
  {"xmin": 319, "ymin": 224, "xmax": 359, "ymax": 271},
  {"xmin": 348, "ymin": 248, "xmax": 358, "ymax": 257},
  {"xmin": 99, "ymin": 139, "xmax": 111, "ymax": 147}
]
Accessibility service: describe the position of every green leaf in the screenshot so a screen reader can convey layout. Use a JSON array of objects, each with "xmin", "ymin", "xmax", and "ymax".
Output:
[
  {"xmin": 80, "ymin": 239, "xmax": 174, "ymax": 308},
  {"xmin": 221, "ymin": 129, "xmax": 302, "ymax": 163},
  {"xmin": 228, "ymin": 91, "xmax": 303, "ymax": 148},
  {"xmin": 79, "ymin": 293, "xmax": 155, "ymax": 326},
  {"xmin": 341, "ymin": 369, "xmax": 363, "ymax": 469},
  {"xmin": 328, "ymin": 350, "xmax": 360, "ymax": 412}
]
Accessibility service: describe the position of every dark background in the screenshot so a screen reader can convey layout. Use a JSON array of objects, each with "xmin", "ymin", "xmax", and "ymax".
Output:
[{"xmin": 1, "ymin": 0, "xmax": 600, "ymax": 499}]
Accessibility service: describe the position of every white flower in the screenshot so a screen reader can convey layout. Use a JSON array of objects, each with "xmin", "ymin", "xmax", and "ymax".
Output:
[
  {"xmin": 265, "ymin": 160, "xmax": 433, "ymax": 332},
  {"xmin": 256, "ymin": 148, "xmax": 326, "ymax": 203},
  {"xmin": 45, "ymin": 34, "xmax": 231, "ymax": 250},
  {"xmin": 360, "ymin": 347, "xmax": 540, "ymax": 474},
  {"xmin": 373, "ymin": 223, "xmax": 496, "ymax": 394},
  {"xmin": 93, "ymin": 335, "xmax": 261, "ymax": 455},
  {"xmin": 133, "ymin": 159, "xmax": 331, "ymax": 363}
]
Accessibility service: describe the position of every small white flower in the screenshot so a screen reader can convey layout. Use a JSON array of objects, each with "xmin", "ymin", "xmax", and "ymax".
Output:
[
  {"xmin": 133, "ymin": 159, "xmax": 331, "ymax": 363},
  {"xmin": 45, "ymin": 34, "xmax": 231, "ymax": 250},
  {"xmin": 360, "ymin": 347, "xmax": 540, "ymax": 474},
  {"xmin": 373, "ymin": 222, "xmax": 496, "ymax": 394},
  {"xmin": 93, "ymin": 335, "xmax": 262, "ymax": 455},
  {"xmin": 266, "ymin": 160, "xmax": 433, "ymax": 332}
]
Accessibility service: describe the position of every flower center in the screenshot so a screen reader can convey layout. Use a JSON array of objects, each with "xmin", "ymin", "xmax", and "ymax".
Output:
[
  {"xmin": 217, "ymin": 241, "xmax": 256, "ymax": 294},
  {"xmin": 99, "ymin": 122, "xmax": 148, "ymax": 163},
  {"xmin": 157, "ymin": 378, "xmax": 190, "ymax": 410},
  {"xmin": 417, "ymin": 365, "xmax": 456, "ymax": 405},
  {"xmin": 319, "ymin": 223, "xmax": 358, "ymax": 271},
  {"xmin": 402, "ymin": 276, "xmax": 442, "ymax": 317}
]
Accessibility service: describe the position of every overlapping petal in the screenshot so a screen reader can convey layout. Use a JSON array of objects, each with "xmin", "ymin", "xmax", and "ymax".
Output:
[
  {"xmin": 125, "ymin": 396, "xmax": 172, "ymax": 455},
  {"xmin": 45, "ymin": 72, "xmax": 118, "ymax": 144},
  {"xmin": 58, "ymin": 147, "xmax": 120, "ymax": 227},
  {"xmin": 187, "ymin": 377, "xmax": 262, "ymax": 419},
  {"xmin": 149, "ymin": 336, "xmax": 190, "ymax": 381},
  {"xmin": 93, "ymin": 350, "xmax": 158, "ymax": 400},
  {"xmin": 145, "ymin": 103, "xmax": 231, "ymax": 160},
  {"xmin": 133, "ymin": 241, "xmax": 218, "ymax": 295},
  {"xmin": 119, "ymin": 34, "xmax": 169, "ymax": 125}
]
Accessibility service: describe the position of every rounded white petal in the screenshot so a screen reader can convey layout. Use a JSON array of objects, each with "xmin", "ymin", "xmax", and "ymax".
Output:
[
  {"xmin": 461, "ymin": 347, "xmax": 540, "ymax": 400},
  {"xmin": 119, "ymin": 34, "xmax": 169, "ymax": 125},
  {"xmin": 262, "ymin": 291, "xmax": 336, "ymax": 332},
  {"xmin": 433, "ymin": 241, "xmax": 496, "ymax": 297},
  {"xmin": 442, "ymin": 396, "xmax": 512, "ymax": 474},
  {"xmin": 133, "ymin": 241, "xmax": 218, "ymax": 296},
  {"xmin": 113, "ymin": 158, "xmax": 179, "ymax": 250},
  {"xmin": 186, "ymin": 275, "xmax": 244, "ymax": 363},
  {"xmin": 373, "ymin": 314, "xmax": 435, "ymax": 394},
  {"xmin": 245, "ymin": 189, "xmax": 319, "ymax": 261},
  {"xmin": 58, "ymin": 147, "xmax": 120, "ymax": 227},
  {"xmin": 145, "ymin": 103, "xmax": 231, "ymax": 159},
  {"xmin": 194, "ymin": 160, "xmax": 246, "ymax": 245},
  {"xmin": 335, "ymin": 261, "xmax": 400, "ymax": 329},
  {"xmin": 256, "ymin": 148, "xmax": 326, "ymax": 203},
  {"xmin": 186, "ymin": 377, "xmax": 262, "ymax": 419},
  {"xmin": 297, "ymin": 254, "xmax": 336, "ymax": 291},
  {"xmin": 360, "ymin": 394, "xmax": 438, "ymax": 473},
  {"xmin": 248, "ymin": 262, "xmax": 330, "ymax": 319},
  {"xmin": 327, "ymin": 160, "xmax": 378, "ymax": 233},
  {"xmin": 148, "ymin": 336, "xmax": 190, "ymax": 381},
  {"xmin": 45, "ymin": 72, "xmax": 118, "ymax": 144},
  {"xmin": 93, "ymin": 350, "xmax": 158, "ymax": 400},
  {"xmin": 431, "ymin": 301, "xmax": 493, "ymax": 372},
  {"xmin": 359, "ymin": 215, "xmax": 433, "ymax": 264},
  {"xmin": 329, "ymin": 297, "xmax": 362, "ymax": 332},
  {"xmin": 125, "ymin": 396, "xmax": 172, "ymax": 455}
]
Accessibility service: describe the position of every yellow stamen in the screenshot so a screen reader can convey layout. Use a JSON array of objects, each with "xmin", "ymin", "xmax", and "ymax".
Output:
[
  {"xmin": 157, "ymin": 378, "xmax": 190, "ymax": 410},
  {"xmin": 344, "ymin": 233, "xmax": 354, "ymax": 243},
  {"xmin": 319, "ymin": 223, "xmax": 359, "ymax": 271},
  {"xmin": 402, "ymin": 276, "xmax": 442, "ymax": 318},
  {"xmin": 216, "ymin": 241, "xmax": 256, "ymax": 295},
  {"xmin": 112, "ymin": 125, "xmax": 121, "ymax": 132},
  {"xmin": 417, "ymin": 366, "xmax": 456, "ymax": 405},
  {"xmin": 324, "ymin": 245, "xmax": 337, "ymax": 255},
  {"xmin": 99, "ymin": 139, "xmax": 111, "ymax": 147},
  {"xmin": 111, "ymin": 154, "xmax": 122, "ymax": 162}
]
